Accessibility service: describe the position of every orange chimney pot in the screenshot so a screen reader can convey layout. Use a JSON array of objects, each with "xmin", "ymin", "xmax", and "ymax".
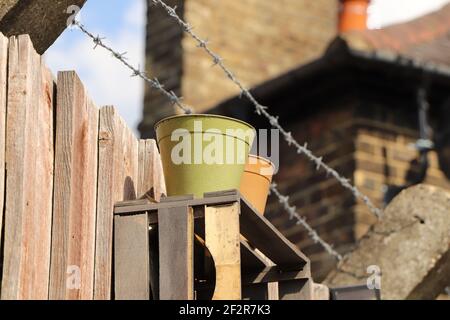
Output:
[{"xmin": 339, "ymin": 0, "xmax": 370, "ymax": 33}]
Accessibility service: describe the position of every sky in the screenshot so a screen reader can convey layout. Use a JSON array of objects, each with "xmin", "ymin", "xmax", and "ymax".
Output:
[{"xmin": 44, "ymin": 0, "xmax": 450, "ymax": 134}]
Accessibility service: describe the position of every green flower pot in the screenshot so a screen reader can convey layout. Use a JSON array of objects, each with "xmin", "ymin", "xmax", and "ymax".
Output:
[{"xmin": 155, "ymin": 114, "xmax": 255, "ymax": 198}]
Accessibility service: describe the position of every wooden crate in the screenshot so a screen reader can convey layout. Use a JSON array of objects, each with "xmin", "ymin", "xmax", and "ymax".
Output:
[
  {"xmin": 330, "ymin": 285, "xmax": 381, "ymax": 300},
  {"xmin": 113, "ymin": 190, "xmax": 314, "ymax": 300}
]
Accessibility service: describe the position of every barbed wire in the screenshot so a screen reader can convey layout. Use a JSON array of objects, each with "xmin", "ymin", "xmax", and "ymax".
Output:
[
  {"xmin": 71, "ymin": 20, "xmax": 358, "ymax": 261},
  {"xmin": 270, "ymin": 184, "xmax": 343, "ymax": 261},
  {"xmin": 72, "ymin": 20, "xmax": 193, "ymax": 115},
  {"xmin": 151, "ymin": 0, "xmax": 383, "ymax": 220}
]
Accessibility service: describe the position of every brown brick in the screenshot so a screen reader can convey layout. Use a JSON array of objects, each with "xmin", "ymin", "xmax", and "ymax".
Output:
[{"xmin": 141, "ymin": 0, "xmax": 339, "ymax": 134}]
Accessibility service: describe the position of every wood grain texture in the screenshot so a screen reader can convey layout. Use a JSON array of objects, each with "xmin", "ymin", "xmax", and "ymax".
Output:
[
  {"xmin": 137, "ymin": 139, "xmax": 166, "ymax": 299},
  {"xmin": 49, "ymin": 71, "xmax": 99, "ymax": 300},
  {"xmin": 0, "ymin": 33, "xmax": 7, "ymax": 260},
  {"xmin": 94, "ymin": 106, "xmax": 139, "ymax": 300},
  {"xmin": 159, "ymin": 206, "xmax": 194, "ymax": 300},
  {"xmin": 114, "ymin": 213, "xmax": 150, "ymax": 300},
  {"xmin": 94, "ymin": 106, "xmax": 121, "ymax": 300},
  {"xmin": 120, "ymin": 116, "xmax": 139, "ymax": 200},
  {"xmin": 138, "ymin": 139, "xmax": 166, "ymax": 200},
  {"xmin": 1, "ymin": 34, "xmax": 54, "ymax": 300},
  {"xmin": 205, "ymin": 202, "xmax": 241, "ymax": 300}
]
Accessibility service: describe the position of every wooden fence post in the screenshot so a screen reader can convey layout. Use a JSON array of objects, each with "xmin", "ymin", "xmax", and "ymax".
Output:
[
  {"xmin": 49, "ymin": 71, "xmax": 99, "ymax": 300},
  {"xmin": 1, "ymin": 34, "xmax": 54, "ymax": 300},
  {"xmin": 138, "ymin": 139, "xmax": 166, "ymax": 201},
  {"xmin": 94, "ymin": 106, "xmax": 139, "ymax": 300},
  {"xmin": 138, "ymin": 139, "xmax": 166, "ymax": 299}
]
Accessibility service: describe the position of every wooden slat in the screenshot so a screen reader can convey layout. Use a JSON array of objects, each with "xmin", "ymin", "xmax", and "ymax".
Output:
[
  {"xmin": 94, "ymin": 106, "xmax": 139, "ymax": 300},
  {"xmin": 268, "ymin": 282, "xmax": 279, "ymax": 300},
  {"xmin": 49, "ymin": 71, "xmax": 99, "ymax": 300},
  {"xmin": 138, "ymin": 139, "xmax": 166, "ymax": 201},
  {"xmin": 240, "ymin": 240, "xmax": 269, "ymax": 271},
  {"xmin": 94, "ymin": 106, "xmax": 121, "ymax": 300},
  {"xmin": 0, "ymin": 33, "xmax": 7, "ymax": 259},
  {"xmin": 278, "ymin": 279, "xmax": 313, "ymax": 300},
  {"xmin": 205, "ymin": 202, "xmax": 241, "ymax": 300},
  {"xmin": 1, "ymin": 34, "xmax": 54, "ymax": 300},
  {"xmin": 114, "ymin": 213, "xmax": 150, "ymax": 300},
  {"xmin": 243, "ymin": 268, "xmax": 309, "ymax": 284},
  {"xmin": 159, "ymin": 206, "xmax": 194, "ymax": 300},
  {"xmin": 137, "ymin": 139, "xmax": 166, "ymax": 300},
  {"xmin": 114, "ymin": 193, "xmax": 239, "ymax": 215},
  {"xmin": 240, "ymin": 198, "xmax": 309, "ymax": 270},
  {"xmin": 1, "ymin": 34, "xmax": 31, "ymax": 300},
  {"xmin": 254, "ymin": 250, "xmax": 279, "ymax": 300},
  {"xmin": 28, "ymin": 53, "xmax": 55, "ymax": 300},
  {"xmin": 313, "ymin": 283, "xmax": 330, "ymax": 300},
  {"xmin": 120, "ymin": 116, "xmax": 139, "ymax": 200}
]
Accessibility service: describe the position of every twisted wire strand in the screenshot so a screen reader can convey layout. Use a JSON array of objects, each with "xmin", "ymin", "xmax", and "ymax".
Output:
[
  {"xmin": 151, "ymin": 0, "xmax": 383, "ymax": 219},
  {"xmin": 73, "ymin": 18, "xmax": 364, "ymax": 261},
  {"xmin": 73, "ymin": 20, "xmax": 193, "ymax": 115}
]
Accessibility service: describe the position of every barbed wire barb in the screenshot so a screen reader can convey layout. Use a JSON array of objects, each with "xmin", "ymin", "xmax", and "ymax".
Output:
[
  {"xmin": 152, "ymin": 0, "xmax": 383, "ymax": 219},
  {"xmin": 73, "ymin": 13, "xmax": 374, "ymax": 261},
  {"xmin": 72, "ymin": 20, "xmax": 193, "ymax": 115},
  {"xmin": 271, "ymin": 184, "xmax": 343, "ymax": 261}
]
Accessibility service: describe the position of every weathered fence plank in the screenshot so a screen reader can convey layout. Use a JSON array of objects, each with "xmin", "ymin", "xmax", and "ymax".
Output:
[
  {"xmin": 94, "ymin": 106, "xmax": 139, "ymax": 300},
  {"xmin": 138, "ymin": 139, "xmax": 166, "ymax": 200},
  {"xmin": 137, "ymin": 139, "xmax": 166, "ymax": 300},
  {"xmin": 0, "ymin": 33, "xmax": 7, "ymax": 260},
  {"xmin": 49, "ymin": 71, "xmax": 99, "ymax": 300},
  {"xmin": 94, "ymin": 106, "xmax": 121, "ymax": 300},
  {"xmin": 121, "ymin": 116, "xmax": 139, "ymax": 200},
  {"xmin": 1, "ymin": 35, "xmax": 54, "ymax": 300},
  {"xmin": 26, "ymin": 51, "xmax": 55, "ymax": 300}
]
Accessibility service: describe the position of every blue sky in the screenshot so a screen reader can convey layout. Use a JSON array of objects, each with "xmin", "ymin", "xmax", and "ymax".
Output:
[
  {"xmin": 44, "ymin": 0, "xmax": 450, "ymax": 135},
  {"xmin": 45, "ymin": 0, "xmax": 146, "ymax": 133}
]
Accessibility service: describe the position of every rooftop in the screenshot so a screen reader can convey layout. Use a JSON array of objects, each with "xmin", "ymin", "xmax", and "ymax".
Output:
[{"xmin": 344, "ymin": 4, "xmax": 450, "ymax": 66}]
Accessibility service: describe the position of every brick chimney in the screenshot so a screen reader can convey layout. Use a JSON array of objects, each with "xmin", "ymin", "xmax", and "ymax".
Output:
[
  {"xmin": 339, "ymin": 0, "xmax": 370, "ymax": 33},
  {"xmin": 140, "ymin": 0, "xmax": 339, "ymax": 138}
]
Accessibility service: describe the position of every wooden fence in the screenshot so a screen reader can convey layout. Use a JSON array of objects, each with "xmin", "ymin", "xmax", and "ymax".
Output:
[{"xmin": 0, "ymin": 33, "xmax": 166, "ymax": 300}]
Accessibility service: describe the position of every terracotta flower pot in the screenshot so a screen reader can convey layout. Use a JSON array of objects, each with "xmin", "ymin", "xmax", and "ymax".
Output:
[
  {"xmin": 155, "ymin": 114, "xmax": 255, "ymax": 198},
  {"xmin": 239, "ymin": 155, "xmax": 275, "ymax": 215}
]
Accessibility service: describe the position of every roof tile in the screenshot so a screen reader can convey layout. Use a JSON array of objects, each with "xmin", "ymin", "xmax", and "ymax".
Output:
[{"xmin": 343, "ymin": 4, "xmax": 450, "ymax": 65}]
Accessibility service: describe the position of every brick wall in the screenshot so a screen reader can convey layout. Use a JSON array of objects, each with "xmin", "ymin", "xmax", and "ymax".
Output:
[
  {"xmin": 141, "ymin": 0, "xmax": 184, "ymax": 135},
  {"xmin": 353, "ymin": 115, "xmax": 450, "ymax": 239},
  {"xmin": 140, "ymin": 0, "xmax": 338, "ymax": 137},
  {"xmin": 265, "ymin": 99, "xmax": 450, "ymax": 281},
  {"xmin": 265, "ymin": 105, "xmax": 358, "ymax": 281}
]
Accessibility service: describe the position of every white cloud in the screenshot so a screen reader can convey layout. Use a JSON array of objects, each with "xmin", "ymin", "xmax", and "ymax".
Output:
[
  {"xmin": 45, "ymin": 0, "xmax": 146, "ymax": 134},
  {"xmin": 369, "ymin": 0, "xmax": 450, "ymax": 29}
]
